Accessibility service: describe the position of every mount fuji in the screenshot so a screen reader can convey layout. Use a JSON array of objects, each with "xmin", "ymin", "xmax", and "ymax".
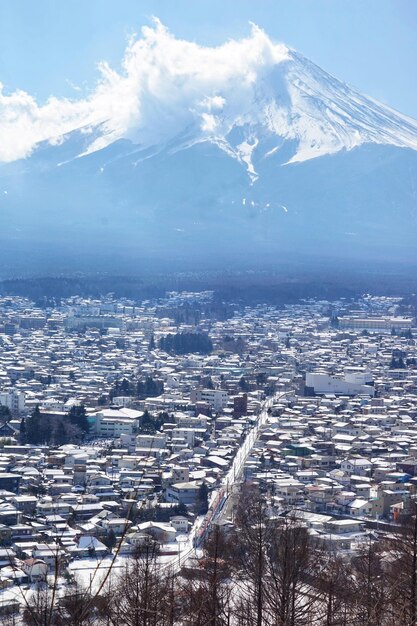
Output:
[{"xmin": 1, "ymin": 23, "xmax": 417, "ymax": 274}]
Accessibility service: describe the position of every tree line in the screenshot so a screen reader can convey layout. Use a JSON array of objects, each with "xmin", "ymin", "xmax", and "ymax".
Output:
[
  {"xmin": 138, "ymin": 409, "xmax": 169, "ymax": 434},
  {"xmin": 22, "ymin": 405, "xmax": 90, "ymax": 445},
  {"xmin": 109, "ymin": 377, "xmax": 164, "ymax": 401},
  {"xmin": 159, "ymin": 331, "xmax": 213, "ymax": 355}
]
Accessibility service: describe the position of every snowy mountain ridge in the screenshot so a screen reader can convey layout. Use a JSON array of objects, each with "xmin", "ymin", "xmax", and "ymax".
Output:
[
  {"xmin": 149, "ymin": 46, "xmax": 417, "ymax": 177},
  {"xmin": 2, "ymin": 21, "xmax": 417, "ymax": 168}
]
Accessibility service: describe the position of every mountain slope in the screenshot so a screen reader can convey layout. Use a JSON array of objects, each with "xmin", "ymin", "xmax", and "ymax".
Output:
[{"xmin": 1, "ymin": 35, "xmax": 417, "ymax": 274}]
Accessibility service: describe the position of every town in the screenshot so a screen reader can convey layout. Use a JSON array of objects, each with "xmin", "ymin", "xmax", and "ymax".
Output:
[{"xmin": 1, "ymin": 288, "xmax": 417, "ymax": 620}]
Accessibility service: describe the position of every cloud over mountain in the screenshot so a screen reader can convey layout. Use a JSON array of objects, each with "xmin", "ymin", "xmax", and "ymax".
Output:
[
  {"xmin": 2, "ymin": 19, "xmax": 417, "ymax": 166},
  {"xmin": 0, "ymin": 19, "xmax": 289, "ymax": 162},
  {"xmin": 1, "ymin": 19, "xmax": 417, "ymax": 274}
]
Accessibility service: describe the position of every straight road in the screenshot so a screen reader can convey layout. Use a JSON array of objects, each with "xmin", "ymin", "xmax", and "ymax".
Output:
[{"xmin": 163, "ymin": 391, "xmax": 292, "ymax": 571}]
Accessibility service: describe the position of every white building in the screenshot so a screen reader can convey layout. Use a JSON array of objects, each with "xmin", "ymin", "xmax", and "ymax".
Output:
[
  {"xmin": 338, "ymin": 316, "xmax": 414, "ymax": 332},
  {"xmin": 21, "ymin": 558, "xmax": 48, "ymax": 582},
  {"xmin": 0, "ymin": 390, "xmax": 26, "ymax": 413},
  {"xmin": 165, "ymin": 481, "xmax": 201, "ymax": 505},
  {"xmin": 93, "ymin": 408, "xmax": 143, "ymax": 437},
  {"xmin": 191, "ymin": 389, "xmax": 228, "ymax": 411},
  {"xmin": 306, "ymin": 373, "xmax": 374, "ymax": 397},
  {"xmin": 170, "ymin": 515, "xmax": 189, "ymax": 533}
]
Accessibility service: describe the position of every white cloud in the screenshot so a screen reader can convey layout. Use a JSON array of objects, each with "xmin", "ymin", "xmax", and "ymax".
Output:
[
  {"xmin": 199, "ymin": 95, "xmax": 226, "ymax": 112},
  {"xmin": 200, "ymin": 113, "xmax": 218, "ymax": 133},
  {"xmin": 0, "ymin": 19, "xmax": 289, "ymax": 162}
]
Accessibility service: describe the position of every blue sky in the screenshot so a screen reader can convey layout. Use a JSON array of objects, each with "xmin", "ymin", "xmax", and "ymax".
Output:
[{"xmin": 0, "ymin": 0, "xmax": 416, "ymax": 118}]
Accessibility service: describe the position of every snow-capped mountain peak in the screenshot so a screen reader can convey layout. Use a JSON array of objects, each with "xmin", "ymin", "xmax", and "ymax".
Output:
[
  {"xmin": 177, "ymin": 47, "xmax": 417, "ymax": 170},
  {"xmin": 2, "ymin": 21, "xmax": 417, "ymax": 168},
  {"xmin": 2, "ymin": 22, "xmax": 417, "ymax": 273}
]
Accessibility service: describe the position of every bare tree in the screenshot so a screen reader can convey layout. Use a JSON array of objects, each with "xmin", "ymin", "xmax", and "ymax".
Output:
[
  {"xmin": 233, "ymin": 484, "xmax": 270, "ymax": 626},
  {"xmin": 350, "ymin": 536, "xmax": 388, "ymax": 626},
  {"xmin": 179, "ymin": 524, "xmax": 233, "ymax": 626},
  {"xmin": 383, "ymin": 501, "xmax": 417, "ymax": 626},
  {"xmin": 22, "ymin": 586, "xmax": 55, "ymax": 626},
  {"xmin": 54, "ymin": 578, "xmax": 104, "ymax": 626},
  {"xmin": 0, "ymin": 603, "xmax": 21, "ymax": 626},
  {"xmin": 108, "ymin": 541, "xmax": 175, "ymax": 626},
  {"xmin": 313, "ymin": 549, "xmax": 355, "ymax": 626},
  {"xmin": 263, "ymin": 515, "xmax": 315, "ymax": 626}
]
